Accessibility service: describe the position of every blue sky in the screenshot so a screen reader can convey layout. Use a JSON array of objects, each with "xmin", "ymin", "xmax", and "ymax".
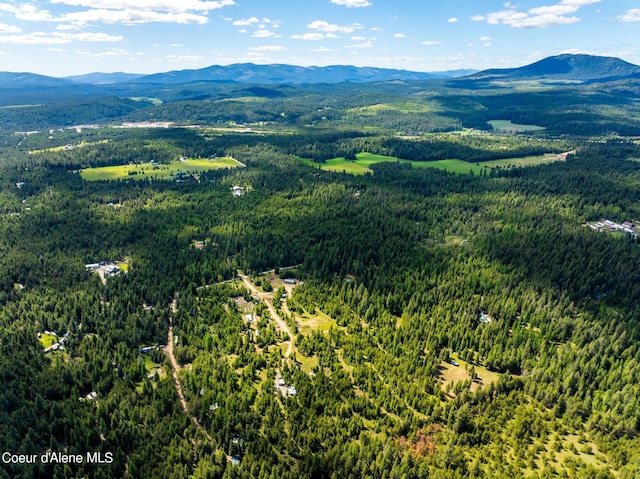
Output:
[{"xmin": 0, "ymin": 0, "xmax": 639, "ymax": 76}]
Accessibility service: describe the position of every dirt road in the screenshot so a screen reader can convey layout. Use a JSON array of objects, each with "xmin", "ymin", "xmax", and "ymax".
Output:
[
  {"xmin": 164, "ymin": 316, "xmax": 212, "ymax": 441},
  {"xmin": 239, "ymin": 274, "xmax": 294, "ymax": 357}
]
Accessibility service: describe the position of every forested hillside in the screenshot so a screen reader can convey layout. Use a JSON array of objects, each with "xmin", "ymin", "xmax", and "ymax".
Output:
[{"xmin": 1, "ymin": 107, "xmax": 640, "ymax": 478}]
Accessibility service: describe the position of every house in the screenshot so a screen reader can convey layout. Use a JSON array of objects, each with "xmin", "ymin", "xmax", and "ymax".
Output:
[
  {"xmin": 232, "ymin": 186, "xmax": 245, "ymax": 197},
  {"xmin": 478, "ymin": 312, "xmax": 492, "ymax": 324},
  {"xmin": 44, "ymin": 343, "xmax": 60, "ymax": 353},
  {"xmin": 288, "ymin": 386, "xmax": 297, "ymax": 396},
  {"xmin": 283, "ymin": 279, "xmax": 296, "ymax": 285},
  {"xmin": 106, "ymin": 265, "xmax": 120, "ymax": 276},
  {"xmin": 85, "ymin": 263, "xmax": 100, "ymax": 271},
  {"xmin": 15, "ymin": 182, "xmax": 25, "ymax": 189},
  {"xmin": 623, "ymin": 221, "xmax": 635, "ymax": 228}
]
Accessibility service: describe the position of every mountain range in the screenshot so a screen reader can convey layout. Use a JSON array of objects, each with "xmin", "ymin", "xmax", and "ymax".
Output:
[
  {"xmin": 0, "ymin": 64, "xmax": 474, "ymax": 88},
  {"xmin": 0, "ymin": 54, "xmax": 638, "ymax": 90},
  {"xmin": 467, "ymin": 54, "xmax": 640, "ymax": 82}
]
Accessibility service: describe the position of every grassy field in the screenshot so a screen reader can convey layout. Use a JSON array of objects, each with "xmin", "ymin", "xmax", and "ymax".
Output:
[
  {"xmin": 299, "ymin": 152, "xmax": 566, "ymax": 176},
  {"xmin": 438, "ymin": 352, "xmax": 501, "ymax": 395},
  {"xmin": 488, "ymin": 119, "xmax": 546, "ymax": 133},
  {"xmin": 39, "ymin": 333, "xmax": 57, "ymax": 349},
  {"xmin": 80, "ymin": 157, "xmax": 242, "ymax": 181},
  {"xmin": 29, "ymin": 139, "xmax": 109, "ymax": 155},
  {"xmin": 297, "ymin": 308, "xmax": 338, "ymax": 333}
]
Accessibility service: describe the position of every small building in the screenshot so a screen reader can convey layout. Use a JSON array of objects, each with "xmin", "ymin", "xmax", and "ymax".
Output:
[
  {"xmin": 232, "ymin": 186, "xmax": 245, "ymax": 197},
  {"xmin": 106, "ymin": 266, "xmax": 120, "ymax": 275},
  {"xmin": 288, "ymin": 386, "xmax": 297, "ymax": 396},
  {"xmin": 478, "ymin": 312, "xmax": 492, "ymax": 324},
  {"xmin": 283, "ymin": 279, "xmax": 296, "ymax": 285},
  {"xmin": 15, "ymin": 181, "xmax": 25, "ymax": 189},
  {"xmin": 85, "ymin": 263, "xmax": 100, "ymax": 271},
  {"xmin": 44, "ymin": 343, "xmax": 60, "ymax": 353},
  {"xmin": 623, "ymin": 221, "xmax": 635, "ymax": 228}
]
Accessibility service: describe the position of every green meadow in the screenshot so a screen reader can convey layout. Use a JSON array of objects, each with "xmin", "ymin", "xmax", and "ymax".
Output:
[
  {"xmin": 299, "ymin": 152, "xmax": 566, "ymax": 176},
  {"xmin": 488, "ymin": 119, "xmax": 547, "ymax": 133},
  {"xmin": 80, "ymin": 157, "xmax": 242, "ymax": 181}
]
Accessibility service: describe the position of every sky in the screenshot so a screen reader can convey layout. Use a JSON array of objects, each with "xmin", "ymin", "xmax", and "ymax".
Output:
[{"xmin": 0, "ymin": 0, "xmax": 639, "ymax": 77}]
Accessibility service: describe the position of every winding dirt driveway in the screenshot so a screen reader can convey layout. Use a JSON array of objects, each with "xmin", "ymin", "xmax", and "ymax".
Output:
[
  {"xmin": 164, "ymin": 311, "xmax": 213, "ymax": 442},
  {"xmin": 239, "ymin": 273, "xmax": 294, "ymax": 357}
]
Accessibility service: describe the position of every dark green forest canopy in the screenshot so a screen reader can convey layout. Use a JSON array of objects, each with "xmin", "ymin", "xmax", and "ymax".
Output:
[{"xmin": 1, "ymin": 83, "xmax": 640, "ymax": 478}]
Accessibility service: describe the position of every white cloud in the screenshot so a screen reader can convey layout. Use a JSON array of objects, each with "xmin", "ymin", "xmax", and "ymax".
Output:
[
  {"xmin": 345, "ymin": 40, "xmax": 373, "ymax": 48},
  {"xmin": 311, "ymin": 47, "xmax": 333, "ymax": 52},
  {"xmin": 50, "ymin": 0, "xmax": 235, "ymax": 13},
  {"xmin": 472, "ymin": 0, "xmax": 601, "ymax": 28},
  {"xmin": 421, "ymin": 40, "xmax": 441, "ymax": 46},
  {"xmin": 54, "ymin": 32, "xmax": 123, "ymax": 41},
  {"xmin": 0, "ymin": 22, "xmax": 20, "ymax": 33},
  {"xmin": 78, "ymin": 47, "xmax": 130, "ymax": 57},
  {"xmin": 0, "ymin": 3, "xmax": 54, "ymax": 21},
  {"xmin": 0, "ymin": 32, "xmax": 69, "ymax": 44},
  {"xmin": 251, "ymin": 29, "xmax": 280, "ymax": 38},
  {"xmin": 233, "ymin": 17, "xmax": 260, "ymax": 26},
  {"xmin": 165, "ymin": 54, "xmax": 204, "ymax": 62},
  {"xmin": 617, "ymin": 9, "xmax": 640, "ymax": 23},
  {"xmin": 60, "ymin": 9, "xmax": 209, "ymax": 26},
  {"xmin": 0, "ymin": 30, "xmax": 121, "ymax": 44},
  {"xmin": 330, "ymin": 0, "xmax": 371, "ymax": 7},
  {"xmin": 448, "ymin": 17, "xmax": 458, "ymax": 23},
  {"xmin": 394, "ymin": 33, "xmax": 407, "ymax": 38},
  {"xmin": 0, "ymin": 0, "xmax": 235, "ymax": 28},
  {"xmin": 307, "ymin": 20, "xmax": 362, "ymax": 34},
  {"xmin": 479, "ymin": 36, "xmax": 492, "ymax": 41},
  {"xmin": 291, "ymin": 33, "xmax": 324, "ymax": 40},
  {"xmin": 249, "ymin": 45, "xmax": 285, "ymax": 52},
  {"xmin": 351, "ymin": 35, "xmax": 365, "ymax": 41}
]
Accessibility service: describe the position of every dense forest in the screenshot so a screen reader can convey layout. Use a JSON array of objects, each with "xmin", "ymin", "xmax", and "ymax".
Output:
[{"xmin": 2, "ymin": 72, "xmax": 640, "ymax": 478}]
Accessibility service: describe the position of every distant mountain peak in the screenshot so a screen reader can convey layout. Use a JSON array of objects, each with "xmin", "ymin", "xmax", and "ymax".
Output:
[{"xmin": 469, "ymin": 53, "xmax": 640, "ymax": 82}]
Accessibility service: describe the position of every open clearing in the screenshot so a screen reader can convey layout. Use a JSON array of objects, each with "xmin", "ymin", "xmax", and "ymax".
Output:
[
  {"xmin": 29, "ymin": 139, "xmax": 109, "ymax": 154},
  {"xmin": 438, "ymin": 353, "xmax": 501, "ymax": 395},
  {"xmin": 38, "ymin": 333, "xmax": 57, "ymax": 349},
  {"xmin": 488, "ymin": 119, "xmax": 546, "ymax": 133},
  {"xmin": 299, "ymin": 151, "xmax": 567, "ymax": 176},
  {"xmin": 81, "ymin": 157, "xmax": 242, "ymax": 181}
]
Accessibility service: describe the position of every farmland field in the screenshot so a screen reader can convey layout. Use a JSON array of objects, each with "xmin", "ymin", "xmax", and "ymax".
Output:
[
  {"xmin": 80, "ymin": 157, "xmax": 242, "ymax": 181},
  {"xmin": 298, "ymin": 151, "xmax": 566, "ymax": 175},
  {"xmin": 488, "ymin": 119, "xmax": 546, "ymax": 133}
]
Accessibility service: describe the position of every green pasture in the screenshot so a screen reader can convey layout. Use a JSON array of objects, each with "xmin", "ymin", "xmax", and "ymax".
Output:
[
  {"xmin": 349, "ymin": 101, "xmax": 440, "ymax": 115},
  {"xmin": 80, "ymin": 157, "xmax": 242, "ymax": 181},
  {"xmin": 299, "ymin": 151, "xmax": 566, "ymax": 176},
  {"xmin": 39, "ymin": 333, "xmax": 57, "ymax": 349},
  {"xmin": 488, "ymin": 119, "xmax": 546, "ymax": 133},
  {"xmin": 29, "ymin": 139, "xmax": 109, "ymax": 155}
]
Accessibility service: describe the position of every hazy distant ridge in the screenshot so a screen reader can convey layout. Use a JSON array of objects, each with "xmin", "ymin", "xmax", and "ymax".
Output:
[
  {"xmin": 0, "ymin": 63, "xmax": 476, "ymax": 87},
  {"xmin": 132, "ymin": 63, "xmax": 465, "ymax": 85},
  {"xmin": 1, "ymin": 54, "xmax": 639, "ymax": 88}
]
